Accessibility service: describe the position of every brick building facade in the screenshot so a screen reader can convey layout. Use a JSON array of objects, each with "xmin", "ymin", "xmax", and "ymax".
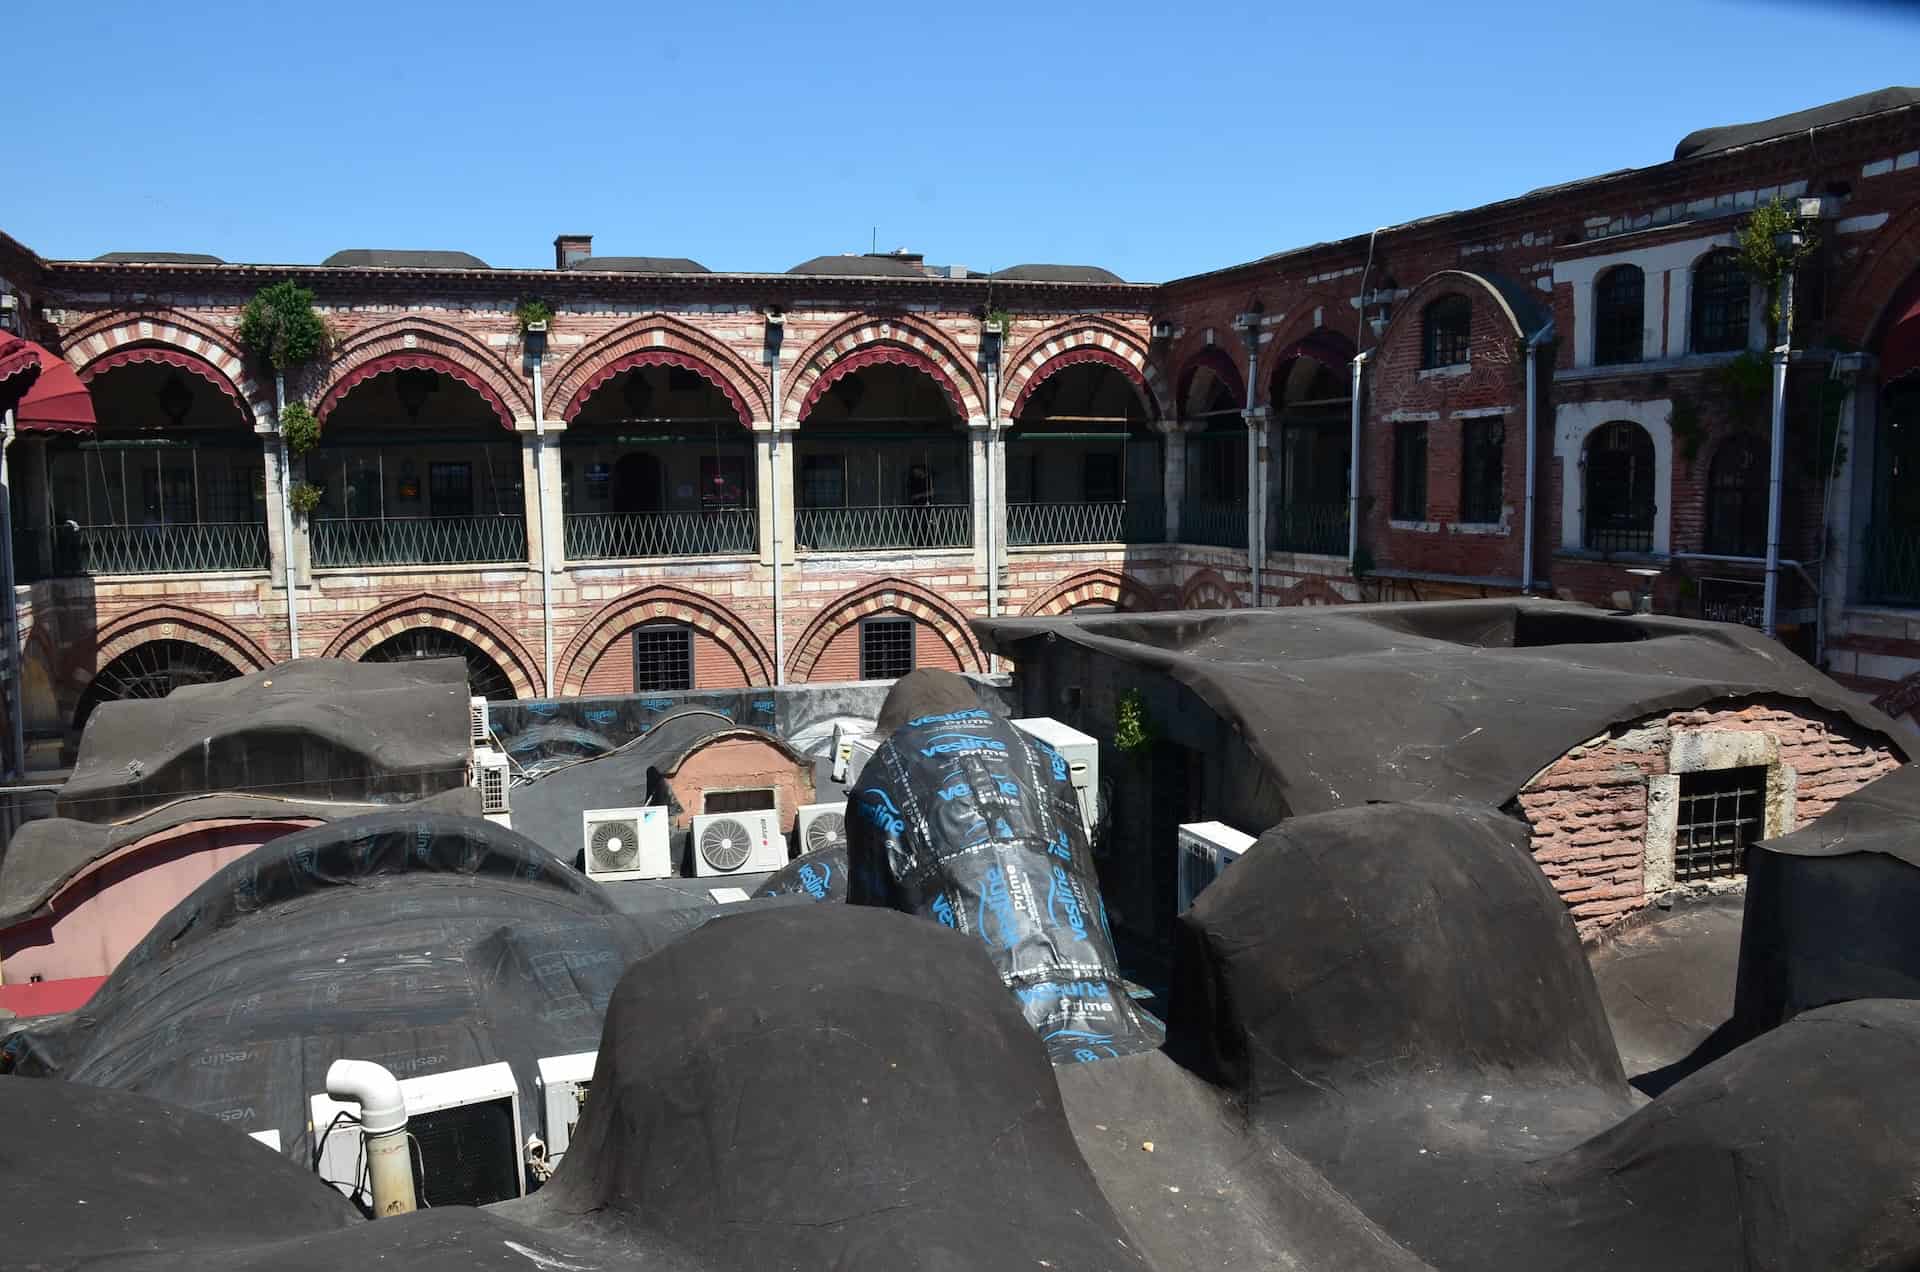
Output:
[{"xmin": 2, "ymin": 90, "xmax": 1918, "ymax": 757}]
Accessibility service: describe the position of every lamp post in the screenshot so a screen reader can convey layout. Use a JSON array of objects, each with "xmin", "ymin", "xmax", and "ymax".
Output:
[{"xmin": 1762, "ymin": 223, "xmax": 1805, "ymax": 639}]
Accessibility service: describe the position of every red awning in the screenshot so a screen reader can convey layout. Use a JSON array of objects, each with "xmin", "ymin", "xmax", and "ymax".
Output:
[
  {"xmin": 80, "ymin": 344, "xmax": 245, "ymax": 403},
  {"xmin": 12, "ymin": 342, "xmax": 96, "ymax": 434},
  {"xmin": 0, "ymin": 333, "xmax": 42, "ymax": 387},
  {"xmin": 0, "ymin": 974, "xmax": 104, "ymax": 1018},
  {"xmin": 1880, "ymin": 279, "xmax": 1920, "ymax": 386}
]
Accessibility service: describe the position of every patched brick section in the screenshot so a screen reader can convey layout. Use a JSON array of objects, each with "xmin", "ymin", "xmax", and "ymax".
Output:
[
  {"xmin": 1513, "ymin": 698, "xmax": 1902, "ymax": 941},
  {"xmin": 579, "ymin": 626, "xmax": 749, "ymax": 694},
  {"xmin": 812, "ymin": 610, "xmax": 965, "ymax": 681}
]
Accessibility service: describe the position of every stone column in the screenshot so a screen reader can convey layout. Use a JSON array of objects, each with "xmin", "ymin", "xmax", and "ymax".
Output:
[
  {"xmin": 262, "ymin": 433, "xmax": 308, "ymax": 588},
  {"xmin": 1246, "ymin": 406, "xmax": 1270, "ymax": 586},
  {"xmin": 969, "ymin": 418, "xmax": 991, "ymax": 570},
  {"xmin": 1154, "ymin": 419, "xmax": 1187, "ymax": 543},
  {"xmin": 519, "ymin": 431, "xmax": 545, "ymax": 572},
  {"xmin": 757, "ymin": 427, "xmax": 795, "ymax": 567}
]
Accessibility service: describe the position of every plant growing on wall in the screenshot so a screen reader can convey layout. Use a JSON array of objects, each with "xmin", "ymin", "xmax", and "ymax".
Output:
[
  {"xmin": 514, "ymin": 297, "xmax": 554, "ymax": 332},
  {"xmin": 984, "ymin": 306, "xmax": 1013, "ymax": 335},
  {"xmin": 288, "ymin": 480, "xmax": 323, "ymax": 519},
  {"xmin": 238, "ymin": 281, "xmax": 329, "ymax": 372},
  {"xmin": 1113, "ymin": 688, "xmax": 1155, "ymax": 754},
  {"xmin": 279, "ymin": 401, "xmax": 320, "ymax": 456},
  {"xmin": 1737, "ymin": 197, "xmax": 1818, "ymax": 343}
]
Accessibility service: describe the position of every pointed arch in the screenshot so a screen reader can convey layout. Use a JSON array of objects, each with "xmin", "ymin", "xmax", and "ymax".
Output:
[
  {"xmin": 1174, "ymin": 345, "xmax": 1246, "ymax": 418},
  {"xmin": 1021, "ymin": 568, "xmax": 1160, "ymax": 617},
  {"xmin": 60, "ymin": 605, "xmax": 275, "ymax": 713},
  {"xmin": 58, "ymin": 309, "xmax": 270, "ymax": 426},
  {"xmin": 546, "ymin": 314, "xmax": 769, "ymax": 425},
  {"xmin": 556, "ymin": 584, "xmax": 773, "ymax": 693},
  {"xmin": 784, "ymin": 314, "xmax": 985, "ymax": 423},
  {"xmin": 324, "ymin": 592, "xmax": 541, "ymax": 698},
  {"xmin": 1832, "ymin": 202, "xmax": 1920, "ymax": 349},
  {"xmin": 1179, "ymin": 568, "xmax": 1240, "ymax": 610},
  {"xmin": 788, "ymin": 577, "xmax": 984, "ymax": 680},
  {"xmin": 1000, "ymin": 317, "xmax": 1164, "ymax": 419},
  {"xmin": 315, "ymin": 317, "xmax": 531, "ymax": 427}
]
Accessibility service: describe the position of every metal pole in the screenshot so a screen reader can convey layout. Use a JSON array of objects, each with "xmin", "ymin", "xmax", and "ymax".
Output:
[
  {"xmin": 1347, "ymin": 351, "xmax": 1369, "ymax": 571},
  {"xmin": 1, "ymin": 409, "xmax": 25, "ymax": 781},
  {"xmin": 275, "ymin": 371, "xmax": 301, "ymax": 659},
  {"xmin": 1243, "ymin": 328, "xmax": 1262, "ymax": 606},
  {"xmin": 1762, "ymin": 269, "xmax": 1794, "ymax": 639},
  {"xmin": 531, "ymin": 353, "xmax": 554, "ymax": 695},
  {"xmin": 769, "ymin": 335, "xmax": 786, "ymax": 686}
]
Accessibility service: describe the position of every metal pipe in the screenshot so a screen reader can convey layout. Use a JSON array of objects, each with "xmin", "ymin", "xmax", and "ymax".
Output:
[
  {"xmin": 767, "ymin": 318, "xmax": 786, "ymax": 685},
  {"xmin": 1, "ymin": 409, "xmax": 24, "ymax": 781},
  {"xmin": 530, "ymin": 353, "xmax": 554, "ymax": 695},
  {"xmin": 985, "ymin": 354, "xmax": 1000, "ymax": 672},
  {"xmin": 325, "ymin": 1059, "xmax": 416, "ymax": 1217},
  {"xmin": 1242, "ymin": 327, "xmax": 1261, "ymax": 606},
  {"xmin": 1522, "ymin": 320, "xmax": 1556, "ymax": 593},
  {"xmin": 1762, "ymin": 269, "xmax": 1795, "ymax": 638},
  {"xmin": 1347, "ymin": 351, "xmax": 1370, "ymax": 570},
  {"xmin": 274, "ymin": 372, "xmax": 301, "ymax": 659}
]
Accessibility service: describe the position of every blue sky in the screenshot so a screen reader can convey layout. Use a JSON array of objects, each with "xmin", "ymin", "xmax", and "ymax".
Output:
[{"xmin": 3, "ymin": 0, "xmax": 1915, "ymax": 281}]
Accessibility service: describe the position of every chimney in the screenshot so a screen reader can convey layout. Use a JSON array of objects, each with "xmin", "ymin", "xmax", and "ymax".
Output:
[{"xmin": 554, "ymin": 234, "xmax": 592, "ymax": 270}]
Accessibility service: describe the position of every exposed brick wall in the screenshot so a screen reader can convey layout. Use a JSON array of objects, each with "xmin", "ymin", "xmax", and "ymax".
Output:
[
  {"xmin": 811, "ymin": 608, "xmax": 964, "ymax": 681},
  {"xmin": 1512, "ymin": 697, "xmax": 1902, "ymax": 940},
  {"xmin": 665, "ymin": 737, "xmax": 816, "ymax": 842}
]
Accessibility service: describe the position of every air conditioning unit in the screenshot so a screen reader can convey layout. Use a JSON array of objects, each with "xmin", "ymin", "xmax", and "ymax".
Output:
[
  {"xmin": 535, "ymin": 1051, "xmax": 596, "ymax": 1166},
  {"xmin": 472, "ymin": 747, "xmax": 511, "ymax": 826},
  {"xmin": 1014, "ymin": 717, "xmax": 1100, "ymax": 835},
  {"xmin": 310, "ymin": 1061, "xmax": 525, "ymax": 1209},
  {"xmin": 581, "ymin": 806, "xmax": 671, "ymax": 882},
  {"xmin": 469, "ymin": 696, "xmax": 491, "ymax": 747},
  {"xmin": 1150, "ymin": 321, "xmax": 1175, "ymax": 340},
  {"xmin": 691, "ymin": 809, "xmax": 787, "ymax": 877},
  {"xmin": 1176, "ymin": 821, "xmax": 1258, "ymax": 912},
  {"xmin": 795, "ymin": 801, "xmax": 849, "ymax": 856},
  {"xmin": 830, "ymin": 721, "xmax": 881, "ymax": 785}
]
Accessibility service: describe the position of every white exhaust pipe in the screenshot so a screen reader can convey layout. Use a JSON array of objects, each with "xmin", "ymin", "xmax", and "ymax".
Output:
[{"xmin": 325, "ymin": 1058, "xmax": 417, "ymax": 1217}]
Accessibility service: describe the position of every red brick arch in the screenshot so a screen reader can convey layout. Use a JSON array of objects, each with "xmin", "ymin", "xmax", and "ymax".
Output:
[
  {"xmin": 1174, "ymin": 344, "xmax": 1247, "ymax": 418},
  {"xmin": 1264, "ymin": 295, "xmax": 1360, "ymax": 406},
  {"xmin": 1001, "ymin": 317, "xmax": 1165, "ymax": 420},
  {"xmin": 61, "ymin": 605, "xmax": 275, "ymax": 702},
  {"xmin": 59, "ymin": 310, "xmax": 270, "ymax": 427},
  {"xmin": 785, "ymin": 314, "xmax": 985, "ymax": 423},
  {"xmin": 325, "ymin": 593, "xmax": 541, "ymax": 698},
  {"xmin": 314, "ymin": 317, "xmax": 531, "ymax": 428},
  {"xmin": 787, "ymin": 577, "xmax": 984, "ymax": 681},
  {"xmin": 1021, "ymin": 568, "xmax": 1160, "ymax": 617},
  {"xmin": 1179, "ymin": 568, "xmax": 1240, "ymax": 610},
  {"xmin": 547, "ymin": 315, "xmax": 769, "ymax": 425},
  {"xmin": 1377, "ymin": 269, "xmax": 1542, "ymax": 360},
  {"xmin": 1832, "ymin": 203, "xmax": 1920, "ymax": 347},
  {"xmin": 1275, "ymin": 573, "xmax": 1350, "ymax": 607},
  {"xmin": 557, "ymin": 585, "xmax": 773, "ymax": 694}
]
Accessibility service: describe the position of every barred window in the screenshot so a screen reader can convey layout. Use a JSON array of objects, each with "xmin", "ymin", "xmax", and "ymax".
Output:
[
  {"xmin": 1593, "ymin": 266, "xmax": 1645, "ymax": 366},
  {"xmin": 1422, "ymin": 295, "xmax": 1472, "ymax": 369},
  {"xmin": 1392, "ymin": 421, "xmax": 1428, "ymax": 521},
  {"xmin": 1459, "ymin": 417, "xmax": 1505, "ymax": 525},
  {"xmin": 860, "ymin": 616, "xmax": 915, "ymax": 681},
  {"xmin": 632, "ymin": 624, "xmax": 693, "ymax": 692},
  {"xmin": 1673, "ymin": 765, "xmax": 1767, "ymax": 882},
  {"xmin": 1706, "ymin": 437, "xmax": 1768, "ymax": 557},
  {"xmin": 1692, "ymin": 250, "xmax": 1751, "ymax": 354},
  {"xmin": 1583, "ymin": 421, "xmax": 1656, "ymax": 553}
]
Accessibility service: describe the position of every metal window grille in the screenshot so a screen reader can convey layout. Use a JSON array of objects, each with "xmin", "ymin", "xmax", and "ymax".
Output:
[
  {"xmin": 1593, "ymin": 265, "xmax": 1645, "ymax": 366},
  {"xmin": 1392, "ymin": 422, "xmax": 1428, "ymax": 521},
  {"xmin": 1459, "ymin": 416, "xmax": 1506, "ymax": 524},
  {"xmin": 632, "ymin": 625, "xmax": 694, "ymax": 692},
  {"xmin": 706, "ymin": 787, "xmax": 776, "ymax": 814},
  {"xmin": 860, "ymin": 617, "xmax": 915, "ymax": 681},
  {"xmin": 1422, "ymin": 295, "xmax": 1472, "ymax": 368},
  {"xmin": 1706, "ymin": 438, "xmax": 1768, "ymax": 557},
  {"xmin": 1583, "ymin": 421, "xmax": 1656, "ymax": 553},
  {"xmin": 1692, "ymin": 251, "xmax": 1751, "ymax": 354},
  {"xmin": 1673, "ymin": 765, "xmax": 1767, "ymax": 882}
]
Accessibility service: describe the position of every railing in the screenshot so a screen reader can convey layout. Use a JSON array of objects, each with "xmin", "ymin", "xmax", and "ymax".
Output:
[
  {"xmin": 1584, "ymin": 521, "xmax": 1655, "ymax": 555},
  {"xmin": 13, "ymin": 522, "xmax": 268, "ymax": 576},
  {"xmin": 1179, "ymin": 496, "xmax": 1248, "ymax": 549},
  {"xmin": 796, "ymin": 504, "xmax": 972, "ymax": 552},
  {"xmin": 565, "ymin": 509, "xmax": 757, "ymax": 560},
  {"xmin": 1863, "ymin": 523, "xmax": 1920, "ymax": 605},
  {"xmin": 1007, "ymin": 501, "xmax": 1165, "ymax": 546},
  {"xmin": 311, "ymin": 515, "xmax": 527, "ymax": 568},
  {"xmin": 1268, "ymin": 501, "xmax": 1349, "ymax": 556}
]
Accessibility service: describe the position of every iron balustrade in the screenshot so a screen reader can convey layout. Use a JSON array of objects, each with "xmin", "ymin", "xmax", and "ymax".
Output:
[
  {"xmin": 564, "ymin": 509, "xmax": 758, "ymax": 560},
  {"xmin": 795, "ymin": 504, "xmax": 972, "ymax": 552},
  {"xmin": 311, "ymin": 515, "xmax": 527, "ymax": 568},
  {"xmin": 1007, "ymin": 500, "xmax": 1166, "ymax": 546},
  {"xmin": 27, "ymin": 522, "xmax": 270, "ymax": 576},
  {"xmin": 1584, "ymin": 521, "xmax": 1655, "ymax": 555},
  {"xmin": 1180, "ymin": 496, "xmax": 1248, "ymax": 549},
  {"xmin": 1863, "ymin": 523, "xmax": 1920, "ymax": 605},
  {"xmin": 1267, "ymin": 502, "xmax": 1349, "ymax": 555}
]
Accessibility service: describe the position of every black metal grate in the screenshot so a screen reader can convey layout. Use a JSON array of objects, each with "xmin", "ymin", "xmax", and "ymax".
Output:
[
  {"xmin": 1593, "ymin": 265, "xmax": 1646, "ymax": 366},
  {"xmin": 1422, "ymin": 294, "xmax": 1472, "ymax": 368},
  {"xmin": 1459, "ymin": 416, "xmax": 1506, "ymax": 525},
  {"xmin": 1583, "ymin": 421, "xmax": 1656, "ymax": 553},
  {"xmin": 860, "ymin": 617, "xmax": 915, "ymax": 681},
  {"xmin": 1673, "ymin": 765, "xmax": 1767, "ymax": 882},
  {"xmin": 1692, "ymin": 250, "xmax": 1751, "ymax": 354},
  {"xmin": 73, "ymin": 639, "xmax": 242, "ymax": 732},
  {"xmin": 409, "ymin": 1097, "xmax": 520, "ymax": 1207},
  {"xmin": 364, "ymin": 628, "xmax": 516, "ymax": 701},
  {"xmin": 706, "ymin": 787, "xmax": 776, "ymax": 814},
  {"xmin": 632, "ymin": 624, "xmax": 693, "ymax": 692},
  {"xmin": 1392, "ymin": 421, "xmax": 1428, "ymax": 521}
]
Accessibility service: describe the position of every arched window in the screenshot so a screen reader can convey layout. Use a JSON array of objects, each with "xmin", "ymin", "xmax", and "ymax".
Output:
[
  {"xmin": 1691, "ymin": 251, "xmax": 1750, "ymax": 355},
  {"xmin": 362, "ymin": 627, "xmax": 516, "ymax": 700},
  {"xmin": 1422, "ymin": 295, "xmax": 1472, "ymax": 369},
  {"xmin": 1706, "ymin": 436, "xmax": 1768, "ymax": 557},
  {"xmin": 1593, "ymin": 266, "xmax": 1645, "ymax": 366},
  {"xmin": 74, "ymin": 639, "xmax": 242, "ymax": 732},
  {"xmin": 1583, "ymin": 421, "xmax": 1657, "ymax": 553}
]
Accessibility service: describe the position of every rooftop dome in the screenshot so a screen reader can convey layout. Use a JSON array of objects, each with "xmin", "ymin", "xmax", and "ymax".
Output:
[
  {"xmin": 990, "ymin": 263, "xmax": 1126, "ymax": 284},
  {"xmin": 320, "ymin": 249, "xmax": 491, "ymax": 270},
  {"xmin": 788, "ymin": 253, "xmax": 927, "ymax": 279}
]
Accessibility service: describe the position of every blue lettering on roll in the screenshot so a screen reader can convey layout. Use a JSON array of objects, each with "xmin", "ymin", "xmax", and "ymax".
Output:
[
  {"xmin": 855, "ymin": 788, "xmax": 907, "ymax": 837},
  {"xmin": 1046, "ymin": 865, "xmax": 1088, "ymax": 941},
  {"xmin": 907, "ymin": 708, "xmax": 991, "ymax": 728}
]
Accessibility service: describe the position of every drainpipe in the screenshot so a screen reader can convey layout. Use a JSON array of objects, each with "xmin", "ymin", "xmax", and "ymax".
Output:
[
  {"xmin": 528, "ymin": 332, "xmax": 554, "ymax": 695},
  {"xmin": 766, "ymin": 312, "xmax": 786, "ymax": 685},
  {"xmin": 1239, "ymin": 317, "xmax": 1262, "ymax": 606},
  {"xmin": 983, "ymin": 321, "xmax": 1003, "ymax": 667},
  {"xmin": 1347, "ymin": 350, "xmax": 1370, "ymax": 571},
  {"xmin": 1762, "ymin": 266, "xmax": 1797, "ymax": 639},
  {"xmin": 325, "ymin": 1059, "xmax": 415, "ymax": 1217},
  {"xmin": 274, "ymin": 372, "xmax": 301, "ymax": 659},
  {"xmin": 1522, "ymin": 319, "xmax": 1556, "ymax": 594},
  {"xmin": 1, "ymin": 409, "xmax": 23, "ymax": 780}
]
